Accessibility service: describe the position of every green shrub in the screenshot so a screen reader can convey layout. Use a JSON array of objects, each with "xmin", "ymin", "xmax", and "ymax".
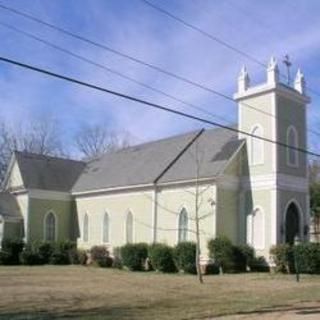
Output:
[
  {"xmin": 20, "ymin": 247, "xmax": 43, "ymax": 265},
  {"xmin": 203, "ymin": 263, "xmax": 220, "ymax": 275},
  {"xmin": 90, "ymin": 246, "xmax": 113, "ymax": 268},
  {"xmin": 112, "ymin": 247, "xmax": 123, "ymax": 269},
  {"xmin": 238, "ymin": 244, "xmax": 255, "ymax": 270},
  {"xmin": 37, "ymin": 242, "xmax": 54, "ymax": 264},
  {"xmin": 294, "ymin": 243, "xmax": 320, "ymax": 274},
  {"xmin": 270, "ymin": 244, "xmax": 294, "ymax": 273},
  {"xmin": 120, "ymin": 243, "xmax": 149, "ymax": 271},
  {"xmin": 148, "ymin": 243, "xmax": 177, "ymax": 273},
  {"xmin": 208, "ymin": 236, "xmax": 234, "ymax": 273},
  {"xmin": 249, "ymin": 256, "xmax": 269, "ymax": 272},
  {"xmin": 1, "ymin": 239, "xmax": 24, "ymax": 265},
  {"xmin": 77, "ymin": 249, "xmax": 88, "ymax": 265},
  {"xmin": 49, "ymin": 241, "xmax": 76, "ymax": 265},
  {"xmin": 231, "ymin": 246, "xmax": 247, "ymax": 272},
  {"xmin": 0, "ymin": 251, "xmax": 10, "ymax": 265},
  {"xmin": 174, "ymin": 242, "xmax": 197, "ymax": 274}
]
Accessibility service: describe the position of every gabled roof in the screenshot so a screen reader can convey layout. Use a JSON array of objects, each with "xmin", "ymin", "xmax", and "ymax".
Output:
[
  {"xmin": 0, "ymin": 192, "xmax": 22, "ymax": 219},
  {"xmin": 14, "ymin": 151, "xmax": 85, "ymax": 192},
  {"xmin": 73, "ymin": 127, "xmax": 243, "ymax": 193}
]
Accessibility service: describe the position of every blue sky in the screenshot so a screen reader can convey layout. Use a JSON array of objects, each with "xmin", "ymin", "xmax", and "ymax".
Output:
[{"xmin": 0, "ymin": 0, "xmax": 320, "ymax": 156}]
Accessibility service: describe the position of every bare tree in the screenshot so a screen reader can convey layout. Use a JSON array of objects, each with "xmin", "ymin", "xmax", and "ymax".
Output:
[
  {"xmin": 0, "ymin": 119, "xmax": 66, "ymax": 184},
  {"xmin": 309, "ymin": 159, "xmax": 320, "ymax": 241},
  {"xmin": 75, "ymin": 123, "xmax": 132, "ymax": 159}
]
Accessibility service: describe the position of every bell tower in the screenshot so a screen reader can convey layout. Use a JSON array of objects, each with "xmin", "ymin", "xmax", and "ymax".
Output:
[{"xmin": 234, "ymin": 57, "xmax": 311, "ymax": 258}]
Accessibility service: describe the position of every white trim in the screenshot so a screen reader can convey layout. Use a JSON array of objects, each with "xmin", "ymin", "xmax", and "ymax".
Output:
[
  {"xmin": 283, "ymin": 199, "xmax": 304, "ymax": 242},
  {"xmin": 286, "ymin": 125, "xmax": 299, "ymax": 168},
  {"xmin": 29, "ymin": 189, "xmax": 71, "ymax": 201},
  {"xmin": 151, "ymin": 187, "xmax": 158, "ymax": 243},
  {"xmin": 247, "ymin": 206, "xmax": 265, "ymax": 250},
  {"xmin": 271, "ymin": 92, "xmax": 277, "ymax": 173},
  {"xmin": 249, "ymin": 124, "xmax": 264, "ymax": 166},
  {"xmin": 234, "ymin": 82, "xmax": 310, "ymax": 104},
  {"xmin": 241, "ymin": 173, "xmax": 308, "ymax": 192},
  {"xmin": 217, "ymin": 175, "xmax": 239, "ymax": 191},
  {"xmin": 43, "ymin": 210, "xmax": 58, "ymax": 242},
  {"xmin": 271, "ymin": 189, "xmax": 277, "ymax": 245}
]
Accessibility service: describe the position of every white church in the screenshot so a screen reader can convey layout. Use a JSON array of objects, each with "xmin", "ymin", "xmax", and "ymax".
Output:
[{"xmin": 0, "ymin": 57, "xmax": 310, "ymax": 263}]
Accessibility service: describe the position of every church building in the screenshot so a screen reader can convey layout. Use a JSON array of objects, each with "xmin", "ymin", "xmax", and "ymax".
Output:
[{"xmin": 0, "ymin": 58, "xmax": 311, "ymax": 263}]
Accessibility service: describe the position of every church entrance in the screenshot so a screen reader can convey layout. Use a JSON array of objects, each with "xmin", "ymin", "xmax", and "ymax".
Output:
[{"xmin": 285, "ymin": 202, "xmax": 300, "ymax": 245}]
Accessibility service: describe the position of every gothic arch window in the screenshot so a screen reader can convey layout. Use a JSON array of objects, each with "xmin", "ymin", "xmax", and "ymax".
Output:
[
  {"xmin": 250, "ymin": 125, "xmax": 264, "ymax": 165},
  {"xmin": 44, "ymin": 211, "xmax": 57, "ymax": 242},
  {"xmin": 126, "ymin": 211, "xmax": 133, "ymax": 243},
  {"xmin": 83, "ymin": 213, "xmax": 89, "ymax": 242},
  {"xmin": 247, "ymin": 207, "xmax": 265, "ymax": 249},
  {"xmin": 102, "ymin": 212, "xmax": 110, "ymax": 243},
  {"xmin": 178, "ymin": 208, "xmax": 188, "ymax": 243},
  {"xmin": 287, "ymin": 126, "xmax": 299, "ymax": 167}
]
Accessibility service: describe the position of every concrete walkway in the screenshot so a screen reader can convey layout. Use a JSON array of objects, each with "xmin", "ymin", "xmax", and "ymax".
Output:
[{"xmin": 215, "ymin": 302, "xmax": 320, "ymax": 319}]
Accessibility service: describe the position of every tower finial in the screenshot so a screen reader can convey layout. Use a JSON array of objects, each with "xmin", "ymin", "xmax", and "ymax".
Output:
[
  {"xmin": 267, "ymin": 56, "xmax": 279, "ymax": 85},
  {"xmin": 238, "ymin": 65, "xmax": 250, "ymax": 93},
  {"xmin": 294, "ymin": 68, "xmax": 306, "ymax": 95}
]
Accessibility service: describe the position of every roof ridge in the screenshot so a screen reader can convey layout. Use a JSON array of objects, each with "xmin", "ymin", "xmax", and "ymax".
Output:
[{"xmin": 14, "ymin": 150, "xmax": 85, "ymax": 164}]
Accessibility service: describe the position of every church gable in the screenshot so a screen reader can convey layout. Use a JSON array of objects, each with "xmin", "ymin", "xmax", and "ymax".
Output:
[{"xmin": 2, "ymin": 154, "xmax": 25, "ymax": 192}]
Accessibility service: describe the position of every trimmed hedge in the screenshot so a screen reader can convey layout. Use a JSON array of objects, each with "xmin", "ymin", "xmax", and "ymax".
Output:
[
  {"xmin": 148, "ymin": 243, "xmax": 177, "ymax": 273},
  {"xmin": 90, "ymin": 246, "xmax": 113, "ymax": 267},
  {"xmin": 294, "ymin": 243, "xmax": 320, "ymax": 274},
  {"xmin": 0, "ymin": 239, "xmax": 24, "ymax": 265},
  {"xmin": 208, "ymin": 236, "xmax": 234, "ymax": 273},
  {"xmin": 120, "ymin": 243, "xmax": 149, "ymax": 271},
  {"xmin": 173, "ymin": 242, "xmax": 197, "ymax": 274},
  {"xmin": 270, "ymin": 244, "xmax": 294, "ymax": 273}
]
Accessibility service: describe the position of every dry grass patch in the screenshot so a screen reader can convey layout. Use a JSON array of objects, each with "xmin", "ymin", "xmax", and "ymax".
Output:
[{"xmin": 0, "ymin": 266, "xmax": 319, "ymax": 319}]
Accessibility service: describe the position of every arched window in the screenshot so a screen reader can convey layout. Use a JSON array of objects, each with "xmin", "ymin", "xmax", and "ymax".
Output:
[
  {"xmin": 0, "ymin": 216, "xmax": 4, "ymax": 243},
  {"xmin": 178, "ymin": 208, "xmax": 188, "ymax": 243},
  {"xmin": 250, "ymin": 125, "xmax": 264, "ymax": 165},
  {"xmin": 83, "ymin": 213, "xmax": 89, "ymax": 242},
  {"xmin": 103, "ymin": 212, "xmax": 110, "ymax": 243},
  {"xmin": 287, "ymin": 126, "xmax": 298, "ymax": 167},
  {"xmin": 126, "ymin": 211, "xmax": 133, "ymax": 243},
  {"xmin": 44, "ymin": 211, "xmax": 56, "ymax": 242},
  {"xmin": 247, "ymin": 208, "xmax": 265, "ymax": 249}
]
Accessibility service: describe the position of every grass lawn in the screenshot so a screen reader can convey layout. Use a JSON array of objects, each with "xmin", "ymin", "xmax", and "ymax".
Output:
[{"xmin": 0, "ymin": 266, "xmax": 319, "ymax": 320}]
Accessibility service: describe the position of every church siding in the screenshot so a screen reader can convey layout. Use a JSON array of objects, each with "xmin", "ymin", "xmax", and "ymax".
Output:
[
  {"xmin": 75, "ymin": 191, "xmax": 154, "ymax": 250},
  {"xmin": 28, "ymin": 198, "xmax": 73, "ymax": 242},
  {"xmin": 156, "ymin": 183, "xmax": 215, "ymax": 259},
  {"xmin": 276, "ymin": 95, "xmax": 307, "ymax": 177}
]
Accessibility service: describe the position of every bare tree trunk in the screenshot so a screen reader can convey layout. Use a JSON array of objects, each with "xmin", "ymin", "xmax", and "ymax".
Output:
[{"xmin": 195, "ymin": 142, "xmax": 203, "ymax": 284}]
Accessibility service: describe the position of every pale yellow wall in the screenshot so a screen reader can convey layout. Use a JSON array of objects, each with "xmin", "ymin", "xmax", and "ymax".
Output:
[
  {"xmin": 75, "ymin": 190, "xmax": 154, "ymax": 250},
  {"xmin": 156, "ymin": 183, "xmax": 216, "ymax": 259},
  {"xmin": 239, "ymin": 93, "xmax": 274, "ymax": 176},
  {"xmin": 75, "ymin": 183, "xmax": 216, "ymax": 259}
]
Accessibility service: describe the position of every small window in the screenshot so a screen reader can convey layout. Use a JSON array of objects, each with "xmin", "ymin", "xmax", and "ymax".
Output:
[
  {"xmin": 250, "ymin": 125, "xmax": 264, "ymax": 165},
  {"xmin": 178, "ymin": 208, "xmax": 188, "ymax": 243},
  {"xmin": 103, "ymin": 212, "xmax": 110, "ymax": 243},
  {"xmin": 44, "ymin": 212, "xmax": 56, "ymax": 242},
  {"xmin": 287, "ymin": 126, "xmax": 299, "ymax": 167},
  {"xmin": 83, "ymin": 213, "xmax": 89, "ymax": 242},
  {"xmin": 126, "ymin": 211, "xmax": 133, "ymax": 243}
]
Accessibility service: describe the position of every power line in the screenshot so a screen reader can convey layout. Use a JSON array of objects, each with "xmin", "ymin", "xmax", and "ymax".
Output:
[
  {"xmin": 0, "ymin": 21, "xmax": 233, "ymax": 126},
  {"xmin": 0, "ymin": 55, "xmax": 319, "ymax": 158},
  {"xmin": 1, "ymin": 3, "xmax": 320, "ymax": 138},
  {"xmin": 141, "ymin": 0, "xmax": 320, "ymax": 99}
]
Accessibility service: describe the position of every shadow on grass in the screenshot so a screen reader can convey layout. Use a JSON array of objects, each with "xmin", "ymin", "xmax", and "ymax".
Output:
[{"xmin": 0, "ymin": 306, "xmax": 138, "ymax": 320}]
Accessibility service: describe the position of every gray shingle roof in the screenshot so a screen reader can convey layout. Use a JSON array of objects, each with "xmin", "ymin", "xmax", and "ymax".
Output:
[
  {"xmin": 0, "ymin": 192, "xmax": 22, "ymax": 219},
  {"xmin": 73, "ymin": 127, "xmax": 243, "ymax": 193},
  {"xmin": 14, "ymin": 151, "xmax": 85, "ymax": 192}
]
